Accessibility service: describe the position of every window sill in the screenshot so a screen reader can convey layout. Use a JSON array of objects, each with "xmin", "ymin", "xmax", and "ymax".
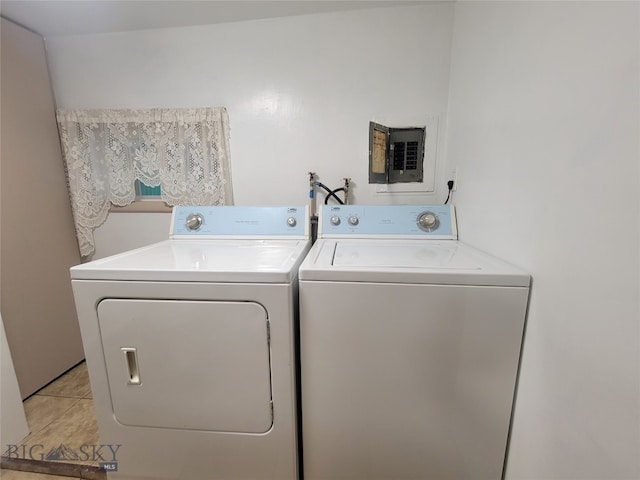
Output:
[{"xmin": 110, "ymin": 201, "xmax": 172, "ymax": 213}]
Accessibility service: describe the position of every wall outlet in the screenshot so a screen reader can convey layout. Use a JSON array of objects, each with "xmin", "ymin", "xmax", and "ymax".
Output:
[{"xmin": 449, "ymin": 167, "xmax": 458, "ymax": 192}]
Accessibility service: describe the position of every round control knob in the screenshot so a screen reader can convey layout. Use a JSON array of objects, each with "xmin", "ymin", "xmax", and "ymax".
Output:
[
  {"xmin": 287, "ymin": 217, "xmax": 297, "ymax": 227},
  {"xmin": 348, "ymin": 215, "xmax": 359, "ymax": 226},
  {"xmin": 185, "ymin": 213, "xmax": 203, "ymax": 231},
  {"xmin": 330, "ymin": 215, "xmax": 341, "ymax": 226},
  {"xmin": 417, "ymin": 211, "xmax": 439, "ymax": 232}
]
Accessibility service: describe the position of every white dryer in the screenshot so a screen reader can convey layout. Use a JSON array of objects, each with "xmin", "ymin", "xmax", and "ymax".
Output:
[
  {"xmin": 71, "ymin": 206, "xmax": 309, "ymax": 480},
  {"xmin": 299, "ymin": 204, "xmax": 530, "ymax": 480}
]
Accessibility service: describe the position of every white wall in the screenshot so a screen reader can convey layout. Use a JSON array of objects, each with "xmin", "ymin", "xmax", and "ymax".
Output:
[
  {"xmin": 0, "ymin": 314, "xmax": 30, "ymax": 448},
  {"xmin": 91, "ymin": 212, "xmax": 171, "ymax": 259},
  {"xmin": 46, "ymin": 4, "xmax": 455, "ymax": 258},
  {"xmin": 445, "ymin": 2, "xmax": 639, "ymax": 479},
  {"xmin": 44, "ymin": 3, "xmax": 640, "ymax": 477}
]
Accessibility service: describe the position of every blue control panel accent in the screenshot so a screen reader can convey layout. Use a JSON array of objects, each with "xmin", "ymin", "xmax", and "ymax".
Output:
[
  {"xmin": 319, "ymin": 204, "xmax": 456, "ymax": 237},
  {"xmin": 171, "ymin": 206, "xmax": 307, "ymax": 237}
]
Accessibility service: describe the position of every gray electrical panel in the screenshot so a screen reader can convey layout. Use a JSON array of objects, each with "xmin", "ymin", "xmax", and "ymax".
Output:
[{"xmin": 369, "ymin": 122, "xmax": 425, "ymax": 184}]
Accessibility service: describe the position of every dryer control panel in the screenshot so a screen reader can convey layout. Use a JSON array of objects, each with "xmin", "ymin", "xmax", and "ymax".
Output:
[
  {"xmin": 318, "ymin": 204, "xmax": 457, "ymax": 239},
  {"xmin": 170, "ymin": 206, "xmax": 309, "ymax": 238}
]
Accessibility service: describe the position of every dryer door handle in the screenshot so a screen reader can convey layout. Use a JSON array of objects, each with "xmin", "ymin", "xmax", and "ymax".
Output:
[{"xmin": 121, "ymin": 347, "xmax": 141, "ymax": 385}]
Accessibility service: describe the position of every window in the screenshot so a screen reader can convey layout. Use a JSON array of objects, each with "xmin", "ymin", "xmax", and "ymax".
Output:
[
  {"xmin": 57, "ymin": 107, "xmax": 233, "ymax": 257},
  {"xmin": 110, "ymin": 180, "xmax": 170, "ymax": 213},
  {"xmin": 136, "ymin": 180, "xmax": 161, "ymax": 198}
]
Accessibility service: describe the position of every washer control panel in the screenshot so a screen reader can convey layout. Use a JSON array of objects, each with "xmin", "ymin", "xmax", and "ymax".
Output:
[
  {"xmin": 319, "ymin": 204, "xmax": 457, "ymax": 239},
  {"xmin": 170, "ymin": 206, "xmax": 308, "ymax": 238}
]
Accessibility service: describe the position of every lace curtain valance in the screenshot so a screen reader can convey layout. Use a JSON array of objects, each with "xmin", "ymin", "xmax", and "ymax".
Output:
[{"xmin": 57, "ymin": 107, "xmax": 233, "ymax": 258}]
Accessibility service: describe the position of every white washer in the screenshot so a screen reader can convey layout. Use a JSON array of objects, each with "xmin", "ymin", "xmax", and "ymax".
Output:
[
  {"xmin": 299, "ymin": 204, "xmax": 530, "ymax": 480},
  {"xmin": 71, "ymin": 206, "xmax": 309, "ymax": 480}
]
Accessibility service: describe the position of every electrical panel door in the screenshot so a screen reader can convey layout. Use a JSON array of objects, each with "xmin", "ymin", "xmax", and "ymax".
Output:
[{"xmin": 369, "ymin": 122, "xmax": 425, "ymax": 184}]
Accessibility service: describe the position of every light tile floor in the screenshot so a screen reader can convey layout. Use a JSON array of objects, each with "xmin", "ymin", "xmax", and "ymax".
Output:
[{"xmin": 2, "ymin": 362, "xmax": 104, "ymax": 479}]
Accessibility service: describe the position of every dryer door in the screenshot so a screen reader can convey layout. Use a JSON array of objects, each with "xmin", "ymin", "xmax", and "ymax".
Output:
[{"xmin": 97, "ymin": 299, "xmax": 273, "ymax": 433}]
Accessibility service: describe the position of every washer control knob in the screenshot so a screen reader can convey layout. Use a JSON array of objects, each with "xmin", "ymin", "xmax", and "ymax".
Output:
[
  {"xmin": 348, "ymin": 215, "xmax": 359, "ymax": 226},
  {"xmin": 330, "ymin": 215, "xmax": 341, "ymax": 226},
  {"xmin": 287, "ymin": 216, "xmax": 297, "ymax": 227},
  {"xmin": 417, "ymin": 211, "xmax": 439, "ymax": 232},
  {"xmin": 186, "ymin": 213, "xmax": 203, "ymax": 231}
]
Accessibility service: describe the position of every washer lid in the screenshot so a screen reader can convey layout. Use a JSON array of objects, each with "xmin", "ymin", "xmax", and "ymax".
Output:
[
  {"xmin": 333, "ymin": 242, "xmax": 479, "ymax": 269},
  {"xmin": 299, "ymin": 240, "xmax": 530, "ymax": 287},
  {"xmin": 71, "ymin": 239, "xmax": 310, "ymax": 282}
]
